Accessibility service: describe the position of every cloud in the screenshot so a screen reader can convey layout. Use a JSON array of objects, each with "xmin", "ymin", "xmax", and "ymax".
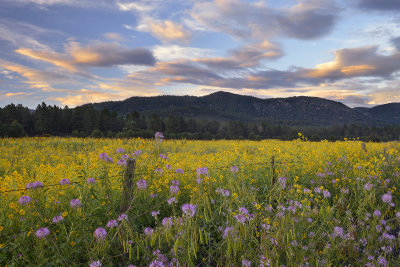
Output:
[
  {"xmin": 0, "ymin": 19, "xmax": 61, "ymax": 50},
  {"xmin": 143, "ymin": 43, "xmax": 400, "ymax": 94},
  {"xmin": 139, "ymin": 19, "xmax": 191, "ymax": 43},
  {"xmin": 117, "ymin": 1, "xmax": 158, "ymax": 12},
  {"xmin": 190, "ymin": 0, "xmax": 340, "ymax": 41},
  {"xmin": 5, "ymin": 92, "xmax": 33, "ymax": 97},
  {"xmin": 304, "ymin": 45, "xmax": 400, "ymax": 80},
  {"xmin": 1, "ymin": 60, "xmax": 71, "ymax": 91},
  {"xmin": 51, "ymin": 89, "xmax": 126, "ymax": 107},
  {"xmin": 391, "ymin": 36, "xmax": 400, "ymax": 51},
  {"xmin": 358, "ymin": 0, "xmax": 400, "ymax": 11},
  {"xmin": 193, "ymin": 41, "xmax": 283, "ymax": 70},
  {"xmin": 15, "ymin": 41, "xmax": 156, "ymax": 74},
  {"xmin": 51, "ymin": 76, "xmax": 161, "ymax": 106},
  {"xmin": 102, "ymin": 32, "xmax": 127, "ymax": 42},
  {"xmin": 153, "ymin": 45, "xmax": 215, "ymax": 61},
  {"xmin": 4, "ymin": 0, "xmax": 112, "ymax": 8}
]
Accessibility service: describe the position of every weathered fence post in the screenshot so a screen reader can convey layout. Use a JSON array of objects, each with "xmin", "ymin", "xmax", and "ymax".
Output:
[
  {"xmin": 271, "ymin": 156, "xmax": 276, "ymax": 186},
  {"xmin": 361, "ymin": 143, "xmax": 367, "ymax": 153},
  {"xmin": 120, "ymin": 158, "xmax": 136, "ymax": 212}
]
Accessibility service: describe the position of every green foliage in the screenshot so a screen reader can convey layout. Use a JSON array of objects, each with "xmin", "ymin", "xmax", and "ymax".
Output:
[
  {"xmin": 1, "ymin": 92, "xmax": 400, "ymax": 140},
  {"xmin": 90, "ymin": 129, "xmax": 103, "ymax": 138},
  {"xmin": 8, "ymin": 120, "xmax": 26, "ymax": 137}
]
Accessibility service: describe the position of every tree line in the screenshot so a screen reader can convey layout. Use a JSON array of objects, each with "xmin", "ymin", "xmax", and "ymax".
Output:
[{"xmin": 1, "ymin": 103, "xmax": 399, "ymax": 142}]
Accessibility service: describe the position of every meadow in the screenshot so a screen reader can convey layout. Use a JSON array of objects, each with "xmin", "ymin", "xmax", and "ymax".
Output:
[{"xmin": 0, "ymin": 135, "xmax": 399, "ymax": 266}]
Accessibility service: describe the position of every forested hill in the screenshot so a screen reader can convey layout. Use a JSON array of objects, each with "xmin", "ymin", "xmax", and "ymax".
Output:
[
  {"xmin": 353, "ymin": 103, "xmax": 400, "ymax": 125},
  {"xmin": 84, "ymin": 91, "xmax": 379, "ymax": 126}
]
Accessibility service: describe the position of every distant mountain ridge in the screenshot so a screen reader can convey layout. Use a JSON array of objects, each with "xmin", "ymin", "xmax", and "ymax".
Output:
[{"xmin": 81, "ymin": 91, "xmax": 400, "ymax": 126}]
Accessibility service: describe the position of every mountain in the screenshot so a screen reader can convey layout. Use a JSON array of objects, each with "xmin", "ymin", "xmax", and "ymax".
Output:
[
  {"xmin": 353, "ymin": 103, "xmax": 400, "ymax": 125},
  {"xmin": 82, "ymin": 91, "xmax": 386, "ymax": 126}
]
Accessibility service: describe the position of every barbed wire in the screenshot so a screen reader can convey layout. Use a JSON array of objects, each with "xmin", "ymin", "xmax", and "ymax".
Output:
[{"xmin": 0, "ymin": 159, "xmax": 295, "ymax": 194}]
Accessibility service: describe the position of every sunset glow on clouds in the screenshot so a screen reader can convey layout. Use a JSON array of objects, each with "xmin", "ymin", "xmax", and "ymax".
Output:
[{"xmin": 1, "ymin": 0, "xmax": 400, "ymax": 108}]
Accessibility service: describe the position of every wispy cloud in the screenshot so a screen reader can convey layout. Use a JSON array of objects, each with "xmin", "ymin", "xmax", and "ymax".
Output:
[
  {"xmin": 190, "ymin": 0, "xmax": 340, "ymax": 41},
  {"xmin": 146, "ymin": 20, "xmax": 191, "ymax": 43},
  {"xmin": 0, "ymin": 19, "xmax": 62, "ymax": 50},
  {"xmin": 15, "ymin": 41, "xmax": 156, "ymax": 76},
  {"xmin": 358, "ymin": 0, "xmax": 400, "ymax": 11}
]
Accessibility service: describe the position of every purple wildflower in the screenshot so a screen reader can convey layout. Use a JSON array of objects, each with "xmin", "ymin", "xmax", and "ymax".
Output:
[
  {"xmin": 196, "ymin": 167, "xmax": 208, "ymax": 177},
  {"xmin": 106, "ymin": 220, "xmax": 118, "ymax": 228},
  {"xmin": 230, "ymin": 166, "xmax": 239, "ymax": 173},
  {"xmin": 144, "ymin": 227, "xmax": 154, "ymax": 236},
  {"xmin": 151, "ymin": 211, "xmax": 160, "ymax": 218},
  {"xmin": 89, "ymin": 260, "xmax": 102, "ymax": 267},
  {"xmin": 155, "ymin": 168, "xmax": 163, "ymax": 174},
  {"xmin": 118, "ymin": 213, "xmax": 128, "ymax": 221},
  {"xmin": 87, "ymin": 178, "xmax": 96, "ymax": 184},
  {"xmin": 165, "ymin": 164, "xmax": 172, "ymax": 170},
  {"xmin": 323, "ymin": 190, "xmax": 331, "ymax": 198},
  {"xmin": 382, "ymin": 193, "xmax": 392, "ymax": 204},
  {"xmin": 238, "ymin": 207, "xmax": 249, "ymax": 215},
  {"xmin": 60, "ymin": 178, "xmax": 70, "ymax": 185},
  {"xmin": 167, "ymin": 197, "xmax": 177, "ymax": 205},
  {"xmin": 99, "ymin": 152, "xmax": 108, "ymax": 160},
  {"xmin": 149, "ymin": 260, "xmax": 164, "ymax": 267},
  {"xmin": 27, "ymin": 181, "xmax": 43, "ymax": 189},
  {"xmin": 333, "ymin": 227, "xmax": 344, "ymax": 237},
  {"xmin": 364, "ymin": 183, "xmax": 373, "ymax": 191},
  {"xmin": 223, "ymin": 227, "xmax": 233, "ymax": 238},
  {"xmin": 172, "ymin": 180, "xmax": 179, "ymax": 185},
  {"xmin": 116, "ymin": 148, "xmax": 124, "ymax": 153},
  {"xmin": 316, "ymin": 172, "xmax": 325, "ymax": 177},
  {"xmin": 70, "ymin": 199, "xmax": 81, "ymax": 208},
  {"xmin": 278, "ymin": 176, "xmax": 286, "ymax": 188},
  {"xmin": 341, "ymin": 188, "xmax": 349, "ymax": 194},
  {"xmin": 117, "ymin": 159, "xmax": 127, "ymax": 166},
  {"xmin": 175, "ymin": 168, "xmax": 183, "ymax": 174},
  {"xmin": 121, "ymin": 154, "xmax": 129, "ymax": 160},
  {"xmin": 155, "ymin": 132, "xmax": 164, "ymax": 142},
  {"xmin": 182, "ymin": 204, "xmax": 197, "ymax": 217},
  {"xmin": 106, "ymin": 157, "xmax": 113, "ymax": 163},
  {"xmin": 360, "ymin": 238, "xmax": 367, "ymax": 246},
  {"xmin": 52, "ymin": 216, "xmax": 63, "ymax": 223},
  {"xmin": 374, "ymin": 210, "xmax": 381, "ymax": 217},
  {"xmin": 234, "ymin": 214, "xmax": 246, "ymax": 225},
  {"xmin": 242, "ymin": 259, "xmax": 251, "ymax": 267},
  {"xmin": 18, "ymin": 195, "xmax": 31, "ymax": 205},
  {"xmin": 291, "ymin": 240, "xmax": 298, "ymax": 247},
  {"xmin": 170, "ymin": 185, "xmax": 179, "ymax": 194},
  {"xmin": 162, "ymin": 217, "xmax": 173, "ymax": 227},
  {"xmin": 377, "ymin": 256, "xmax": 387, "ymax": 266},
  {"xmin": 159, "ymin": 154, "xmax": 168, "ymax": 160},
  {"xmin": 314, "ymin": 187, "xmax": 321, "ymax": 193},
  {"xmin": 94, "ymin": 228, "xmax": 107, "ymax": 241},
  {"xmin": 136, "ymin": 179, "xmax": 147, "ymax": 190},
  {"xmin": 132, "ymin": 150, "xmax": 142, "ymax": 157},
  {"xmin": 36, "ymin": 227, "xmax": 50, "ymax": 238}
]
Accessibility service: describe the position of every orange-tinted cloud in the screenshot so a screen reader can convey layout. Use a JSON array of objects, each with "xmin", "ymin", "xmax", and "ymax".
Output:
[
  {"xmin": 340, "ymin": 65, "xmax": 376, "ymax": 75},
  {"xmin": 15, "ymin": 41, "xmax": 156, "ymax": 75},
  {"xmin": 147, "ymin": 20, "xmax": 191, "ymax": 43}
]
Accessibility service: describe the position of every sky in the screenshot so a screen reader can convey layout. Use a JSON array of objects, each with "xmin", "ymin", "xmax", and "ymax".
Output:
[{"xmin": 1, "ymin": 0, "xmax": 400, "ymax": 108}]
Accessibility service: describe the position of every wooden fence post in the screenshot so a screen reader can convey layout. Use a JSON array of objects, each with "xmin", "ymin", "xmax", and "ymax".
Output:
[
  {"xmin": 120, "ymin": 158, "xmax": 136, "ymax": 212},
  {"xmin": 271, "ymin": 156, "xmax": 276, "ymax": 186},
  {"xmin": 361, "ymin": 143, "xmax": 367, "ymax": 153}
]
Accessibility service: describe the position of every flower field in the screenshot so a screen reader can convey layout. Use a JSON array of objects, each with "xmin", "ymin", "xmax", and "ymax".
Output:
[{"xmin": 0, "ymin": 136, "xmax": 400, "ymax": 266}]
